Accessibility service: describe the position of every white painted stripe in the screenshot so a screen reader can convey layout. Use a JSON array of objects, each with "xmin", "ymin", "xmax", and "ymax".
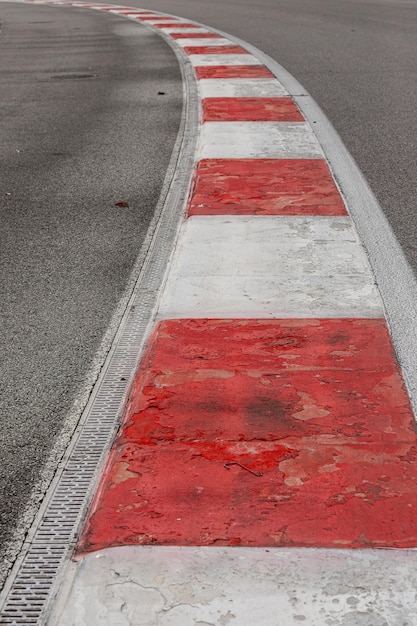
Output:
[
  {"xmin": 126, "ymin": 14, "xmax": 161, "ymax": 19},
  {"xmin": 55, "ymin": 546, "xmax": 417, "ymax": 625},
  {"xmin": 188, "ymin": 54, "xmax": 260, "ymax": 67},
  {"xmin": 126, "ymin": 12, "xmax": 162, "ymax": 16},
  {"xmin": 159, "ymin": 275, "xmax": 381, "ymax": 319},
  {"xmin": 161, "ymin": 27, "xmax": 211, "ymax": 34},
  {"xmin": 199, "ymin": 77, "xmax": 288, "ymax": 97},
  {"xmin": 138, "ymin": 17, "xmax": 184, "ymax": 23},
  {"xmin": 109, "ymin": 8, "xmax": 147, "ymax": 13},
  {"xmin": 158, "ymin": 216, "xmax": 383, "ymax": 319},
  {"xmin": 175, "ymin": 38, "xmax": 233, "ymax": 48},
  {"xmin": 163, "ymin": 216, "xmax": 372, "ymax": 272},
  {"xmin": 198, "ymin": 121, "xmax": 323, "ymax": 159}
]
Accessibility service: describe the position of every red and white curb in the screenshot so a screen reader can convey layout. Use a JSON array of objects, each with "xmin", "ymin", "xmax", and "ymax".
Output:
[{"xmin": 3, "ymin": 3, "xmax": 417, "ymax": 625}]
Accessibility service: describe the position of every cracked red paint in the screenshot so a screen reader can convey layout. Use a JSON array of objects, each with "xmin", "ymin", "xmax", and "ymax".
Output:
[
  {"xmin": 202, "ymin": 98, "xmax": 304, "ymax": 122},
  {"xmin": 170, "ymin": 33, "xmax": 223, "ymax": 39},
  {"xmin": 183, "ymin": 45, "xmax": 248, "ymax": 55},
  {"xmin": 188, "ymin": 159, "xmax": 347, "ymax": 216},
  {"xmin": 78, "ymin": 319, "xmax": 417, "ymax": 554},
  {"xmin": 153, "ymin": 23, "xmax": 202, "ymax": 29},
  {"xmin": 195, "ymin": 66, "xmax": 275, "ymax": 79}
]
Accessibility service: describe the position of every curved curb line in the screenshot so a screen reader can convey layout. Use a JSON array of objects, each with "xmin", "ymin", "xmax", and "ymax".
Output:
[
  {"xmin": 122, "ymin": 10, "xmax": 417, "ymax": 412},
  {"xmin": 195, "ymin": 22, "xmax": 417, "ymax": 413},
  {"xmin": 1, "ymin": 2, "xmax": 416, "ymax": 624},
  {"xmin": 0, "ymin": 2, "xmax": 199, "ymax": 622}
]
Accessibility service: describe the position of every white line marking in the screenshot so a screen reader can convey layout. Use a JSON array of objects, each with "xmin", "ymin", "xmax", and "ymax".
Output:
[
  {"xmin": 55, "ymin": 546, "xmax": 417, "ymax": 626},
  {"xmin": 175, "ymin": 37, "xmax": 233, "ymax": 47},
  {"xmin": 158, "ymin": 216, "xmax": 383, "ymax": 319},
  {"xmin": 188, "ymin": 54, "xmax": 260, "ymax": 67},
  {"xmin": 198, "ymin": 121, "xmax": 323, "ymax": 159},
  {"xmin": 161, "ymin": 27, "xmax": 211, "ymax": 34},
  {"xmin": 198, "ymin": 77, "xmax": 288, "ymax": 97}
]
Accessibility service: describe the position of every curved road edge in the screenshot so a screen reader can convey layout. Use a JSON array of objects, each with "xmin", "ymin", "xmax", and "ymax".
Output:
[
  {"xmin": 201, "ymin": 22, "xmax": 417, "ymax": 414},
  {"xmin": 0, "ymin": 0, "xmax": 199, "ymax": 611},
  {"xmin": 1, "ymin": 2, "xmax": 417, "ymax": 625}
]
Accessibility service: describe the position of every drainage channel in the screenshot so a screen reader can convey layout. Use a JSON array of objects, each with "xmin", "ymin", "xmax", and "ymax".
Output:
[{"xmin": 0, "ymin": 4, "xmax": 198, "ymax": 621}]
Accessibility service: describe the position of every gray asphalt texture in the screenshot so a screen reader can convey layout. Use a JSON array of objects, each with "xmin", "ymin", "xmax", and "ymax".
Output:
[
  {"xmin": 0, "ymin": 2, "xmax": 181, "ymax": 580},
  {"xmin": 137, "ymin": 0, "xmax": 417, "ymax": 273}
]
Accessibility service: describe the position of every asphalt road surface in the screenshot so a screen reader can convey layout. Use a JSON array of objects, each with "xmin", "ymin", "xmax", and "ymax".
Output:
[{"xmin": 0, "ymin": 1, "xmax": 182, "ymax": 582}]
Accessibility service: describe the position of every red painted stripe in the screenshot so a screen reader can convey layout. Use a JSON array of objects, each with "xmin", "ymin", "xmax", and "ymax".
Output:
[
  {"xmin": 170, "ymin": 32, "xmax": 224, "ymax": 39},
  {"xmin": 202, "ymin": 97, "xmax": 304, "ymax": 122},
  {"xmin": 196, "ymin": 65, "xmax": 273, "ymax": 79},
  {"xmin": 78, "ymin": 318, "xmax": 417, "ymax": 553},
  {"xmin": 183, "ymin": 45, "xmax": 247, "ymax": 55},
  {"xmin": 188, "ymin": 159, "xmax": 347, "ymax": 216}
]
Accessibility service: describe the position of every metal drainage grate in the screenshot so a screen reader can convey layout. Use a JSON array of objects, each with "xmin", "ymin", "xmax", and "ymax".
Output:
[{"xmin": 0, "ymin": 5, "xmax": 199, "ymax": 623}]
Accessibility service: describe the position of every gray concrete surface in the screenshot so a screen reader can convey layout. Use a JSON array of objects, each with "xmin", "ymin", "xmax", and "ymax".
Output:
[
  {"xmin": 54, "ymin": 546, "xmax": 417, "ymax": 626},
  {"xmin": 137, "ymin": 0, "xmax": 417, "ymax": 275},
  {"xmin": 0, "ymin": 1, "xmax": 182, "ymax": 585}
]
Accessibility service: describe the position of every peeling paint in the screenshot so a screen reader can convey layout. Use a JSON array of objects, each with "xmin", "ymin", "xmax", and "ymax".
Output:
[
  {"xmin": 110, "ymin": 462, "xmax": 142, "ymax": 486},
  {"xmin": 184, "ymin": 45, "xmax": 248, "ymax": 55},
  {"xmin": 195, "ymin": 66, "xmax": 275, "ymax": 79},
  {"xmin": 78, "ymin": 318, "xmax": 417, "ymax": 553},
  {"xmin": 202, "ymin": 98, "xmax": 304, "ymax": 122},
  {"xmin": 188, "ymin": 159, "xmax": 347, "ymax": 216}
]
